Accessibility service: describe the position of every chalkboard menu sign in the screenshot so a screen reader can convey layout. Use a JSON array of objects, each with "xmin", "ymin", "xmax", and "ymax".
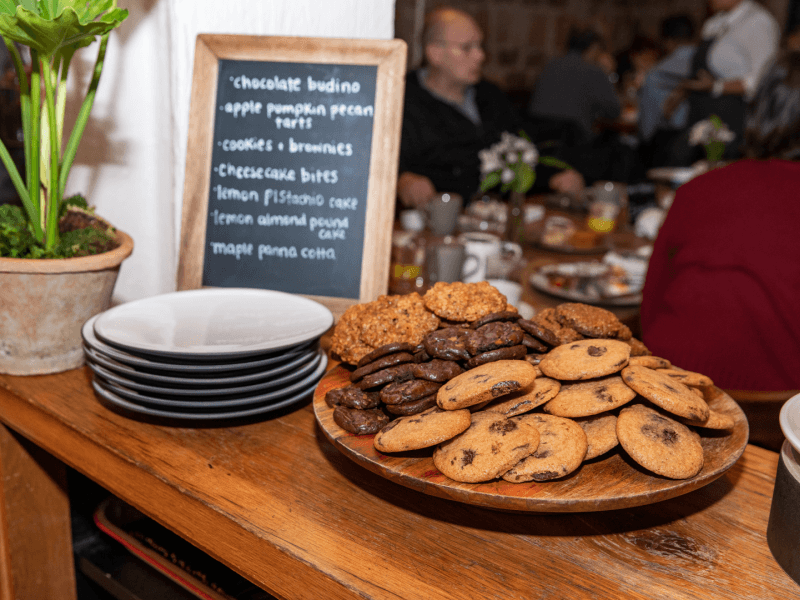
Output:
[{"xmin": 178, "ymin": 35, "xmax": 407, "ymax": 318}]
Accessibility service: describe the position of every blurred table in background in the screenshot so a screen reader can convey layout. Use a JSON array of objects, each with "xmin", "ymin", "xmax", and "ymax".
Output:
[{"xmin": 390, "ymin": 195, "xmax": 650, "ymax": 338}]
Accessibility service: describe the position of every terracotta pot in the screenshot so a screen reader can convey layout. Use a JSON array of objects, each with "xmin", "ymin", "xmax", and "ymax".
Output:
[{"xmin": 0, "ymin": 230, "xmax": 133, "ymax": 375}]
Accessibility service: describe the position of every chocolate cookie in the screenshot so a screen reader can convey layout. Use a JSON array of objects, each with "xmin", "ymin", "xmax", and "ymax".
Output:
[
  {"xmin": 543, "ymin": 375, "xmax": 636, "ymax": 418},
  {"xmin": 324, "ymin": 385, "xmax": 381, "ymax": 409},
  {"xmin": 471, "ymin": 310, "xmax": 521, "ymax": 329},
  {"xmin": 481, "ymin": 377, "xmax": 561, "ymax": 417},
  {"xmin": 554, "ymin": 303, "xmax": 632, "ymax": 340},
  {"xmin": 574, "ymin": 414, "xmax": 619, "ymax": 460},
  {"xmin": 333, "ymin": 405, "xmax": 390, "ymax": 435},
  {"xmin": 423, "ymin": 327, "xmax": 471, "ymax": 361},
  {"xmin": 616, "ymin": 404, "xmax": 704, "ymax": 479},
  {"xmin": 385, "ymin": 394, "xmax": 439, "ymax": 416},
  {"xmin": 620, "ymin": 365, "xmax": 710, "ymax": 422},
  {"xmin": 374, "ymin": 406, "xmax": 472, "ymax": 452},
  {"xmin": 412, "ymin": 359, "xmax": 465, "ymax": 382},
  {"xmin": 518, "ymin": 308, "xmax": 584, "ymax": 346},
  {"xmin": 522, "ymin": 334, "xmax": 548, "ymax": 353},
  {"xmin": 432, "ymin": 411, "xmax": 540, "ymax": 483},
  {"xmin": 465, "ymin": 344, "xmax": 527, "ymax": 369},
  {"xmin": 381, "ymin": 379, "xmax": 442, "ymax": 405},
  {"xmin": 356, "ymin": 342, "xmax": 418, "ymax": 368},
  {"xmin": 350, "ymin": 351, "xmax": 416, "ymax": 382},
  {"xmin": 357, "ymin": 363, "xmax": 415, "ymax": 389},
  {"xmin": 465, "ymin": 321, "xmax": 525, "ymax": 355},
  {"xmin": 502, "ymin": 414, "xmax": 588, "ymax": 482},
  {"xmin": 539, "ymin": 339, "xmax": 631, "ymax": 380}
]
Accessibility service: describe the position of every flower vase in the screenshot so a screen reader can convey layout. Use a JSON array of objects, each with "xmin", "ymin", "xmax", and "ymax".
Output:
[{"xmin": 505, "ymin": 191, "xmax": 525, "ymax": 244}]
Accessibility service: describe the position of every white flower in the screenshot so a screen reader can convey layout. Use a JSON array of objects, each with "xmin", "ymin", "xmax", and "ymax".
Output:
[
  {"xmin": 505, "ymin": 151, "xmax": 519, "ymax": 164},
  {"xmin": 479, "ymin": 148, "xmax": 503, "ymax": 174},
  {"xmin": 521, "ymin": 147, "xmax": 539, "ymax": 166},
  {"xmin": 689, "ymin": 118, "xmax": 736, "ymax": 145},
  {"xmin": 501, "ymin": 168, "xmax": 515, "ymax": 184}
]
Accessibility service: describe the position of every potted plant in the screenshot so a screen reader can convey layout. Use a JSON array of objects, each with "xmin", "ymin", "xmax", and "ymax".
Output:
[{"xmin": 0, "ymin": 1, "xmax": 131, "ymax": 375}]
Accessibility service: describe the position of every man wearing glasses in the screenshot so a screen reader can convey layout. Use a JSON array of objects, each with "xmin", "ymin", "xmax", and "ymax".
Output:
[{"xmin": 397, "ymin": 7, "xmax": 583, "ymax": 209}]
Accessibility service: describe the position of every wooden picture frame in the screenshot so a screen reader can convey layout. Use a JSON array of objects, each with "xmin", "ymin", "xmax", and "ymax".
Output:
[{"xmin": 177, "ymin": 34, "xmax": 407, "ymax": 319}]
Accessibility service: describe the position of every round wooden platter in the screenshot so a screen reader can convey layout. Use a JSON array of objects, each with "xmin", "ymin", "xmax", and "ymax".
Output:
[{"xmin": 313, "ymin": 366, "xmax": 750, "ymax": 513}]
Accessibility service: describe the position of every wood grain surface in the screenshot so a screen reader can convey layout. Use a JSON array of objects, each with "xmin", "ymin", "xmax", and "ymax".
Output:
[
  {"xmin": 0, "ymin": 366, "xmax": 798, "ymax": 600},
  {"xmin": 313, "ymin": 366, "xmax": 749, "ymax": 512}
]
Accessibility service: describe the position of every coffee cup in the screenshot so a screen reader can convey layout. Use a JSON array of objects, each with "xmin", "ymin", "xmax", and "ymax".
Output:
[
  {"xmin": 400, "ymin": 209, "xmax": 425, "ymax": 232},
  {"xmin": 427, "ymin": 192, "xmax": 463, "ymax": 236},
  {"xmin": 767, "ymin": 394, "xmax": 800, "ymax": 585},
  {"xmin": 458, "ymin": 232, "xmax": 523, "ymax": 283},
  {"xmin": 426, "ymin": 240, "xmax": 466, "ymax": 284}
]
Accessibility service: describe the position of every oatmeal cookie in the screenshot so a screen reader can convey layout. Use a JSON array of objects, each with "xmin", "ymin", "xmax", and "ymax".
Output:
[
  {"xmin": 359, "ymin": 293, "xmax": 440, "ymax": 349},
  {"xmin": 423, "ymin": 281, "xmax": 508, "ymax": 323}
]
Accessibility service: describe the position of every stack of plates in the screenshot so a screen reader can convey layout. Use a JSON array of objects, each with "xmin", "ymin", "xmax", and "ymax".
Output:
[{"xmin": 82, "ymin": 289, "xmax": 333, "ymax": 422}]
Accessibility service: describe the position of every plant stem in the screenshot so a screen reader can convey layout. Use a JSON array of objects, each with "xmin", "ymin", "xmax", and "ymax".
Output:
[
  {"xmin": 55, "ymin": 49, "xmax": 75, "ymax": 150},
  {"xmin": 59, "ymin": 35, "xmax": 109, "ymax": 200},
  {"xmin": 28, "ymin": 51, "xmax": 43, "ymax": 241},
  {"xmin": 42, "ymin": 60, "xmax": 60, "ymax": 249}
]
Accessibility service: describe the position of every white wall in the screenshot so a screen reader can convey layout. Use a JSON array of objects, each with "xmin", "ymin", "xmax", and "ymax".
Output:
[{"xmin": 66, "ymin": 0, "xmax": 395, "ymax": 304}]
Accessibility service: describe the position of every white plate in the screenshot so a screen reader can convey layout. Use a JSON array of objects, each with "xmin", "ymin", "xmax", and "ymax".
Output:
[
  {"xmin": 82, "ymin": 314, "xmax": 315, "ymax": 373},
  {"xmin": 529, "ymin": 264, "xmax": 642, "ymax": 307},
  {"xmin": 87, "ymin": 347, "xmax": 324, "ymax": 398},
  {"xmin": 780, "ymin": 393, "xmax": 800, "ymax": 455},
  {"xmin": 91, "ymin": 375, "xmax": 321, "ymax": 422},
  {"xmin": 646, "ymin": 166, "xmax": 700, "ymax": 186},
  {"xmin": 93, "ymin": 289, "xmax": 333, "ymax": 358},
  {"xmin": 83, "ymin": 344, "xmax": 319, "ymax": 387},
  {"xmin": 91, "ymin": 352, "xmax": 327, "ymax": 410}
]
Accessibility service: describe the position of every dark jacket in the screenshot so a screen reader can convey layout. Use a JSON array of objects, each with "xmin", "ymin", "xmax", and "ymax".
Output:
[{"xmin": 398, "ymin": 71, "xmax": 522, "ymax": 203}]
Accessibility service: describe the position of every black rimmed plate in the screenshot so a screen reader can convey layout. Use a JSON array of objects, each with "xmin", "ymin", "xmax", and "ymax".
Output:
[
  {"xmin": 90, "ymin": 352, "xmax": 327, "ymax": 410},
  {"xmin": 83, "ymin": 344, "xmax": 320, "ymax": 387},
  {"xmin": 92, "ymin": 289, "xmax": 333, "ymax": 360},
  {"xmin": 87, "ymin": 347, "xmax": 325, "ymax": 398},
  {"xmin": 91, "ymin": 374, "xmax": 320, "ymax": 421},
  {"xmin": 82, "ymin": 314, "xmax": 316, "ymax": 373}
]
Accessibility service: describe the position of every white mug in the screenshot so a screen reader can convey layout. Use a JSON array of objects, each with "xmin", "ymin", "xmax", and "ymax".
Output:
[{"xmin": 458, "ymin": 232, "xmax": 522, "ymax": 283}]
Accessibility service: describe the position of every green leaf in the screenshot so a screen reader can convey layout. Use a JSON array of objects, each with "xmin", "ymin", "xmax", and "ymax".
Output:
[
  {"xmin": 480, "ymin": 170, "xmax": 501, "ymax": 192},
  {"xmin": 0, "ymin": 2, "xmax": 127, "ymax": 58},
  {"xmin": 518, "ymin": 129, "xmax": 531, "ymax": 142},
  {"xmin": 512, "ymin": 162, "xmax": 535, "ymax": 194},
  {"xmin": 539, "ymin": 155, "xmax": 573, "ymax": 171}
]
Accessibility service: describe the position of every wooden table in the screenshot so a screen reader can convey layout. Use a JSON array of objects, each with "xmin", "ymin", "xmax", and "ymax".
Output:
[{"xmin": 1, "ymin": 359, "xmax": 799, "ymax": 600}]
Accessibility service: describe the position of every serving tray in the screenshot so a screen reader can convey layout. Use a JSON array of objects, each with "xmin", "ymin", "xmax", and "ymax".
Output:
[{"xmin": 313, "ymin": 365, "xmax": 749, "ymax": 512}]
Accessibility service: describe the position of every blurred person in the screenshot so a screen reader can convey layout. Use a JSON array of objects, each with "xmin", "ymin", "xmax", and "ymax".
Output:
[
  {"xmin": 397, "ymin": 7, "xmax": 583, "ymax": 209},
  {"xmin": 528, "ymin": 26, "xmax": 621, "ymax": 143},
  {"xmin": 638, "ymin": 15, "xmax": 697, "ymax": 144},
  {"xmin": 663, "ymin": 0, "xmax": 779, "ymax": 163},
  {"xmin": 640, "ymin": 47, "xmax": 800, "ymax": 392}
]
